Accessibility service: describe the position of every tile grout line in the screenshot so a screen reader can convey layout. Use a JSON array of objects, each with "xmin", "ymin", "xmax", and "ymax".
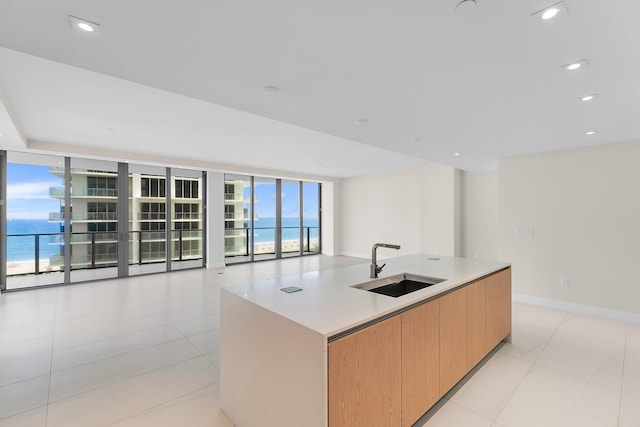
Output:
[
  {"xmin": 491, "ymin": 308, "xmax": 570, "ymax": 424},
  {"xmin": 45, "ymin": 288, "xmax": 61, "ymax": 427},
  {"xmin": 51, "ymin": 315, "xmax": 175, "ymax": 355},
  {"xmin": 44, "ymin": 288, "xmax": 214, "ymax": 410},
  {"xmin": 104, "ymin": 383, "xmax": 219, "ymax": 426},
  {"xmin": 618, "ymin": 322, "xmax": 628, "ymax": 427},
  {"xmin": 137, "ymin": 286, "xmax": 222, "ymax": 381},
  {"xmin": 50, "ymin": 334, "xmax": 187, "ymax": 375},
  {"xmin": 46, "ymin": 353, "xmax": 209, "ymax": 407},
  {"xmin": 139, "ymin": 285, "xmax": 221, "ymax": 363}
]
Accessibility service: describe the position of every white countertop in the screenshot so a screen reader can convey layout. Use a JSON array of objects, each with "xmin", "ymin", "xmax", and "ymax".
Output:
[{"xmin": 221, "ymin": 254, "xmax": 510, "ymax": 337}]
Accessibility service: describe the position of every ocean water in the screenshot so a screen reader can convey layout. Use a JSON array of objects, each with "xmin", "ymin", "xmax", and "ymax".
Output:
[
  {"xmin": 6, "ymin": 219, "xmax": 63, "ymax": 262},
  {"xmin": 253, "ymin": 217, "xmax": 319, "ymax": 242}
]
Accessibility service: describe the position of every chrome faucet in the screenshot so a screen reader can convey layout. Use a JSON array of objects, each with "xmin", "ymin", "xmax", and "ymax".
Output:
[{"xmin": 370, "ymin": 243, "xmax": 401, "ymax": 278}]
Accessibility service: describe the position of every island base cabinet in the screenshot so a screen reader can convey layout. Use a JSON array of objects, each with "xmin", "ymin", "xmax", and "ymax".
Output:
[
  {"xmin": 467, "ymin": 279, "xmax": 487, "ymax": 370},
  {"xmin": 439, "ymin": 286, "xmax": 468, "ymax": 396},
  {"xmin": 328, "ymin": 316, "xmax": 402, "ymax": 427},
  {"xmin": 401, "ymin": 300, "xmax": 439, "ymax": 427},
  {"xmin": 327, "ymin": 266, "xmax": 511, "ymax": 427},
  {"xmin": 486, "ymin": 268, "xmax": 512, "ymax": 350}
]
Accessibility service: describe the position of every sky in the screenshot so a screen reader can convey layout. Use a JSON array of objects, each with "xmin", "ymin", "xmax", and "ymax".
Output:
[
  {"xmin": 6, "ymin": 164, "xmax": 62, "ymax": 220},
  {"xmin": 246, "ymin": 181, "xmax": 319, "ymax": 220},
  {"xmin": 6, "ymin": 162, "xmax": 320, "ymax": 221}
]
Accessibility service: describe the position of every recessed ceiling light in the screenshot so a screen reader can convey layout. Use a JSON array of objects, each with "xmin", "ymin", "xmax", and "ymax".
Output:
[
  {"xmin": 68, "ymin": 15, "xmax": 101, "ymax": 36},
  {"xmin": 585, "ymin": 130, "xmax": 598, "ymax": 135},
  {"xmin": 354, "ymin": 118, "xmax": 369, "ymax": 125},
  {"xmin": 453, "ymin": 152, "xmax": 462, "ymax": 156},
  {"xmin": 580, "ymin": 94, "xmax": 598, "ymax": 102},
  {"xmin": 262, "ymin": 86, "xmax": 279, "ymax": 95},
  {"xmin": 78, "ymin": 22, "xmax": 95, "ymax": 32},
  {"xmin": 532, "ymin": 2, "xmax": 567, "ymax": 21},
  {"xmin": 541, "ymin": 7, "xmax": 560, "ymax": 19},
  {"xmin": 562, "ymin": 59, "xmax": 588, "ymax": 71}
]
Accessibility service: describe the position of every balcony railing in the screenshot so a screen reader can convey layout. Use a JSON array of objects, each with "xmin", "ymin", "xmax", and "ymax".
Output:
[
  {"xmin": 138, "ymin": 212, "xmax": 166, "ymax": 221},
  {"xmin": 49, "ymin": 187, "xmax": 64, "ymax": 197},
  {"xmin": 137, "ymin": 212, "xmax": 201, "ymax": 220},
  {"xmin": 224, "ymin": 212, "xmax": 246, "ymax": 220},
  {"xmin": 224, "ymin": 193, "xmax": 244, "ymax": 201},
  {"xmin": 49, "ymin": 212, "xmax": 119, "ymax": 221},
  {"xmin": 6, "ymin": 229, "xmax": 203, "ymax": 276},
  {"xmin": 224, "ymin": 226, "xmax": 320, "ymax": 257},
  {"xmin": 224, "ymin": 193, "xmax": 258, "ymax": 203},
  {"xmin": 49, "ymin": 187, "xmax": 118, "ymax": 198},
  {"xmin": 173, "ymin": 212, "xmax": 201, "ymax": 220}
]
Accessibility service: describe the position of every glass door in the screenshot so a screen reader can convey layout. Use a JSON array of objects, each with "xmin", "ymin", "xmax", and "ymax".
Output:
[
  {"xmin": 170, "ymin": 168, "xmax": 205, "ymax": 270},
  {"xmin": 128, "ymin": 164, "xmax": 168, "ymax": 275},
  {"xmin": 303, "ymin": 182, "xmax": 321, "ymax": 254},
  {"xmin": 4, "ymin": 152, "xmax": 67, "ymax": 290},
  {"xmin": 253, "ymin": 177, "xmax": 277, "ymax": 261},
  {"xmin": 281, "ymin": 180, "xmax": 301, "ymax": 258},
  {"xmin": 69, "ymin": 158, "xmax": 120, "ymax": 282},
  {"xmin": 224, "ymin": 174, "xmax": 252, "ymax": 264}
]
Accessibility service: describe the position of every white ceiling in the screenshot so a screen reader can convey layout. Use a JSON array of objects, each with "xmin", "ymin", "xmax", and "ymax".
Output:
[{"xmin": 1, "ymin": 0, "xmax": 639, "ymax": 178}]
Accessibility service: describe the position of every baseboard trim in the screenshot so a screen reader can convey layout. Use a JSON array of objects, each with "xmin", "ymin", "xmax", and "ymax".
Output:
[
  {"xmin": 513, "ymin": 293, "xmax": 640, "ymax": 324},
  {"xmin": 335, "ymin": 251, "xmax": 368, "ymax": 259}
]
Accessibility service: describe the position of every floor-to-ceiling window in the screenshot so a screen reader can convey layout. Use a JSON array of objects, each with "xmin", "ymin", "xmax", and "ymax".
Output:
[
  {"xmin": 170, "ymin": 168, "xmax": 205, "ymax": 270},
  {"xmin": 281, "ymin": 180, "xmax": 301, "ymax": 258},
  {"xmin": 3, "ymin": 152, "xmax": 66, "ymax": 290},
  {"xmin": 302, "ymin": 182, "xmax": 321, "ymax": 254},
  {"xmin": 1, "ymin": 151, "xmax": 206, "ymax": 291},
  {"xmin": 223, "ymin": 174, "xmax": 321, "ymax": 264},
  {"xmin": 224, "ymin": 174, "xmax": 252, "ymax": 265},
  {"xmin": 129, "ymin": 164, "xmax": 168, "ymax": 275},
  {"xmin": 253, "ymin": 177, "xmax": 277, "ymax": 261},
  {"xmin": 69, "ymin": 158, "xmax": 120, "ymax": 282}
]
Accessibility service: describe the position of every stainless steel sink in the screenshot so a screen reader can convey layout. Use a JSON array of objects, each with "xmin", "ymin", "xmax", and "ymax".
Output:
[{"xmin": 351, "ymin": 273, "xmax": 446, "ymax": 298}]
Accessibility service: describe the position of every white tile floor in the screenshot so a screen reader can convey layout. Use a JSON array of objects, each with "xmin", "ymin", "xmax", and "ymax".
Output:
[{"xmin": 0, "ymin": 256, "xmax": 638, "ymax": 426}]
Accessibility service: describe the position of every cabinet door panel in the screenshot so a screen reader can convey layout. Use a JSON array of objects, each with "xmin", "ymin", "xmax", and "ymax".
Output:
[
  {"xmin": 328, "ymin": 316, "xmax": 402, "ymax": 427},
  {"xmin": 467, "ymin": 279, "xmax": 487, "ymax": 369},
  {"xmin": 486, "ymin": 268, "xmax": 512, "ymax": 350},
  {"xmin": 439, "ymin": 287, "xmax": 468, "ymax": 395},
  {"xmin": 401, "ymin": 300, "xmax": 439, "ymax": 427}
]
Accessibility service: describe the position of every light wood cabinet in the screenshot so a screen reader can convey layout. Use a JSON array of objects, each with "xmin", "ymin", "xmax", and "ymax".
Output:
[
  {"xmin": 467, "ymin": 279, "xmax": 487, "ymax": 369},
  {"xmin": 486, "ymin": 268, "xmax": 512, "ymax": 350},
  {"xmin": 328, "ymin": 267, "xmax": 511, "ymax": 427},
  {"xmin": 401, "ymin": 299, "xmax": 439, "ymax": 427},
  {"xmin": 439, "ymin": 286, "xmax": 468, "ymax": 395},
  {"xmin": 328, "ymin": 316, "xmax": 402, "ymax": 427}
]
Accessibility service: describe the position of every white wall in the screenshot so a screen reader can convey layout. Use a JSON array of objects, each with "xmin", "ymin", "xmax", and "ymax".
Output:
[
  {"xmin": 321, "ymin": 181, "xmax": 341, "ymax": 256},
  {"xmin": 461, "ymin": 171, "xmax": 498, "ymax": 260},
  {"xmin": 498, "ymin": 140, "xmax": 640, "ymax": 314},
  {"xmin": 419, "ymin": 164, "xmax": 461, "ymax": 256},
  {"xmin": 339, "ymin": 164, "xmax": 460, "ymax": 258}
]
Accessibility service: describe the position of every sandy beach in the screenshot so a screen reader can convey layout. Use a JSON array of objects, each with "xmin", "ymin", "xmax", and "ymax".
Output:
[
  {"xmin": 253, "ymin": 238, "xmax": 319, "ymax": 254},
  {"xmin": 6, "ymin": 259, "xmax": 60, "ymax": 276}
]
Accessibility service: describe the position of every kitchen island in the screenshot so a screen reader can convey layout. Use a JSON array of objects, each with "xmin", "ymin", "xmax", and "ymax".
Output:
[{"xmin": 220, "ymin": 254, "xmax": 511, "ymax": 427}]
